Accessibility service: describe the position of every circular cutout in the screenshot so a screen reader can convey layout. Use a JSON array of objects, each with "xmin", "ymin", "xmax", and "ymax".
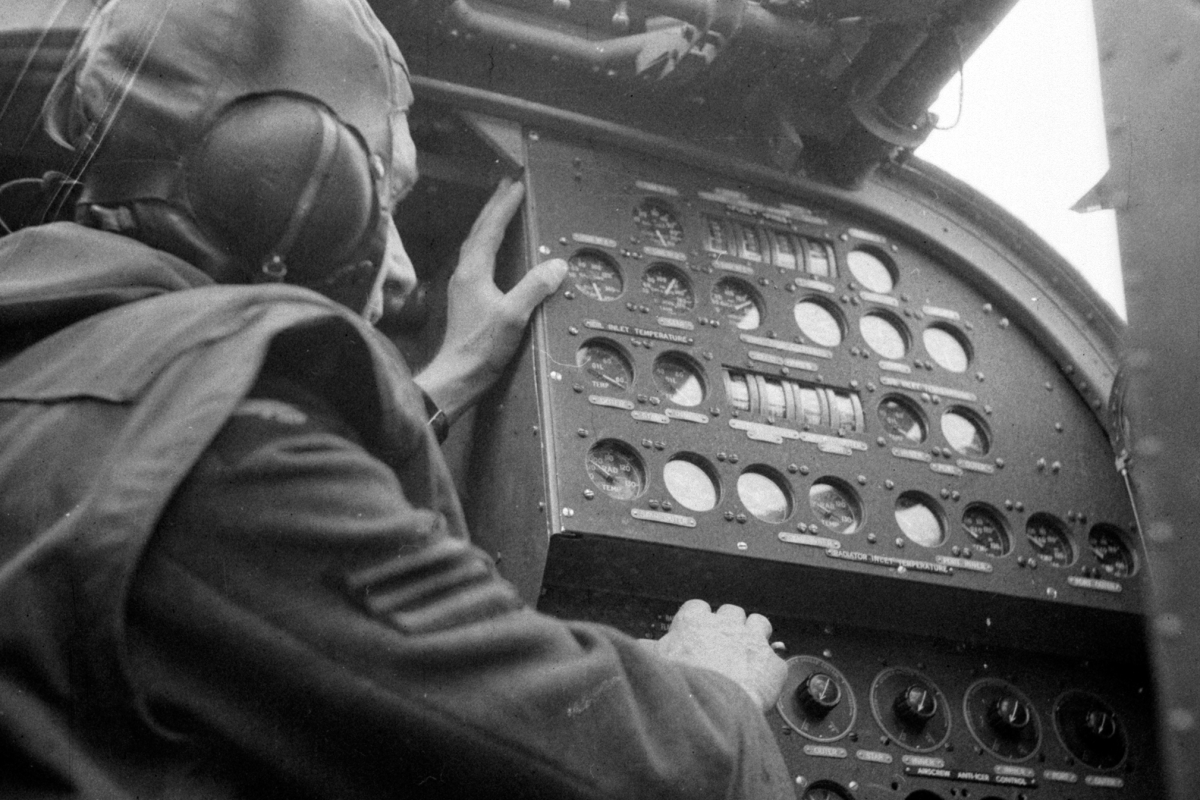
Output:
[
  {"xmin": 1054, "ymin": 691, "xmax": 1128, "ymax": 770},
  {"xmin": 809, "ymin": 479, "xmax": 863, "ymax": 534},
  {"xmin": 847, "ymin": 247, "xmax": 897, "ymax": 293},
  {"xmin": 585, "ymin": 440, "xmax": 646, "ymax": 501},
  {"xmin": 641, "ymin": 262, "xmax": 694, "ymax": 315},
  {"xmin": 895, "ymin": 492, "xmax": 945, "ymax": 547},
  {"xmin": 859, "ymin": 311, "xmax": 909, "ymax": 359},
  {"xmin": 663, "ymin": 455, "xmax": 720, "ymax": 512},
  {"xmin": 652, "ymin": 352, "xmax": 706, "ymax": 407},
  {"xmin": 576, "ymin": 339, "xmax": 633, "ymax": 392},
  {"xmin": 711, "ymin": 277, "xmax": 764, "ymax": 330},
  {"xmin": 923, "ymin": 324, "xmax": 971, "ymax": 372},
  {"xmin": 941, "ymin": 406, "xmax": 991, "ymax": 456},
  {"xmin": 633, "ymin": 198, "xmax": 683, "ymax": 246},
  {"xmin": 777, "ymin": 656, "xmax": 858, "ymax": 743},
  {"xmin": 870, "ymin": 667, "xmax": 952, "ymax": 753},
  {"xmin": 1026, "ymin": 513, "xmax": 1075, "ymax": 567},
  {"xmin": 963, "ymin": 679, "xmax": 1042, "ymax": 762},
  {"xmin": 737, "ymin": 467, "xmax": 793, "ymax": 523},
  {"xmin": 962, "ymin": 504, "xmax": 1011, "ymax": 557},
  {"xmin": 1088, "ymin": 524, "xmax": 1137, "ymax": 577},
  {"xmin": 801, "ymin": 782, "xmax": 856, "ymax": 800},
  {"xmin": 878, "ymin": 395, "xmax": 927, "ymax": 444},
  {"xmin": 794, "ymin": 297, "xmax": 845, "ymax": 347},
  {"xmin": 567, "ymin": 249, "xmax": 624, "ymax": 301}
]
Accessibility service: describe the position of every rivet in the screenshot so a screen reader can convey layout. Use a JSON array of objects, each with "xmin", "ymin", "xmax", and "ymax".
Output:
[
  {"xmin": 951, "ymin": 491, "xmax": 961, "ymax": 501},
  {"xmin": 583, "ymin": 489, "xmax": 595, "ymax": 500},
  {"xmin": 729, "ymin": 454, "xmax": 740, "ymax": 464},
  {"xmin": 736, "ymin": 513, "xmax": 748, "ymax": 524},
  {"xmin": 867, "ymin": 533, "xmax": 877, "ymax": 543},
  {"xmin": 940, "ymin": 488, "xmax": 951, "ymax": 499},
  {"xmin": 1051, "ymin": 461, "xmax": 1062, "ymax": 474},
  {"xmin": 800, "ymin": 465, "xmax": 810, "ymax": 475},
  {"xmin": 895, "ymin": 537, "xmax": 905, "ymax": 548},
  {"xmin": 1015, "ymin": 501, "xmax": 1024, "ymax": 512},
  {"xmin": 737, "ymin": 541, "xmax": 748, "ymax": 550},
  {"xmin": 877, "ymin": 437, "xmax": 887, "ymax": 447},
  {"xmin": 787, "ymin": 464, "xmax": 799, "ymax": 473},
  {"xmin": 1000, "ymin": 317, "xmax": 1010, "ymax": 328},
  {"xmin": 577, "ymin": 428, "xmax": 589, "ymax": 437},
  {"xmin": 662, "ymin": 501, "xmax": 673, "ymax": 511},
  {"xmin": 572, "ymin": 383, "xmax": 584, "ymax": 393},
  {"xmin": 648, "ymin": 499, "xmax": 660, "ymax": 509},
  {"xmin": 564, "ymin": 290, "xmax": 576, "ymax": 300},
  {"xmin": 724, "ymin": 511, "xmax": 735, "ymax": 521},
  {"xmin": 857, "ymin": 475, "xmax": 867, "ymax": 485},
  {"xmin": 884, "ymin": 480, "xmax": 895, "ymax": 490},
  {"xmin": 539, "ymin": 245, "xmax": 552, "ymax": 256},
  {"xmin": 995, "ymin": 458, "xmax": 1005, "ymax": 469}
]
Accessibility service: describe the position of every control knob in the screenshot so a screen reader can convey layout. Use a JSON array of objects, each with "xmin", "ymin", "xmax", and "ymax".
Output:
[
  {"xmin": 894, "ymin": 683, "xmax": 938, "ymax": 728},
  {"xmin": 797, "ymin": 673, "xmax": 842, "ymax": 718},
  {"xmin": 1084, "ymin": 709, "xmax": 1121, "ymax": 745},
  {"xmin": 987, "ymin": 694, "xmax": 1033, "ymax": 738}
]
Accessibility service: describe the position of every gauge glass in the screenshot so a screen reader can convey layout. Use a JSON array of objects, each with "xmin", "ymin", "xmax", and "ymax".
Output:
[
  {"xmin": 809, "ymin": 480, "xmax": 863, "ymax": 534},
  {"xmin": 568, "ymin": 250, "xmax": 624, "ymax": 301},
  {"xmin": 711, "ymin": 278, "xmax": 763, "ymax": 330},
  {"xmin": 652, "ymin": 353, "xmax": 705, "ymax": 407},
  {"xmin": 737, "ymin": 468, "xmax": 792, "ymax": 523},
  {"xmin": 795, "ymin": 386, "xmax": 823, "ymax": 427},
  {"xmin": 803, "ymin": 239, "xmax": 834, "ymax": 278},
  {"xmin": 941, "ymin": 407, "xmax": 990, "ymax": 456},
  {"xmin": 576, "ymin": 339, "xmax": 633, "ymax": 392},
  {"xmin": 724, "ymin": 370, "xmax": 751, "ymax": 411},
  {"xmin": 633, "ymin": 198, "xmax": 683, "ymax": 247},
  {"xmin": 703, "ymin": 216, "xmax": 730, "ymax": 254},
  {"xmin": 847, "ymin": 248, "xmax": 897, "ymax": 293},
  {"xmin": 760, "ymin": 378, "xmax": 787, "ymax": 419},
  {"xmin": 860, "ymin": 312, "xmax": 908, "ymax": 359},
  {"xmin": 802, "ymin": 782, "xmax": 854, "ymax": 800},
  {"xmin": 794, "ymin": 299, "xmax": 844, "ymax": 347},
  {"xmin": 1026, "ymin": 514, "xmax": 1074, "ymax": 566},
  {"xmin": 641, "ymin": 263, "xmax": 694, "ymax": 315},
  {"xmin": 895, "ymin": 492, "xmax": 945, "ymax": 547},
  {"xmin": 663, "ymin": 456, "xmax": 719, "ymax": 512},
  {"xmin": 878, "ymin": 396, "xmax": 926, "ymax": 444},
  {"xmin": 735, "ymin": 223, "xmax": 764, "ymax": 262},
  {"xmin": 1089, "ymin": 524, "xmax": 1136, "ymax": 577},
  {"xmin": 768, "ymin": 230, "xmax": 798, "ymax": 269},
  {"xmin": 923, "ymin": 324, "xmax": 971, "ymax": 372},
  {"xmin": 586, "ymin": 440, "xmax": 646, "ymax": 501},
  {"xmin": 962, "ymin": 504, "xmax": 1011, "ymax": 556}
]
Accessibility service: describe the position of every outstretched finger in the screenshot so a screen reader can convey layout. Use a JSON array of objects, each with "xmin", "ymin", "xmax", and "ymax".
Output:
[
  {"xmin": 673, "ymin": 598, "xmax": 713, "ymax": 622},
  {"xmin": 502, "ymin": 258, "xmax": 568, "ymax": 319},
  {"xmin": 745, "ymin": 612, "xmax": 774, "ymax": 640},
  {"xmin": 459, "ymin": 180, "xmax": 526, "ymax": 274},
  {"xmin": 714, "ymin": 604, "xmax": 748, "ymax": 623}
]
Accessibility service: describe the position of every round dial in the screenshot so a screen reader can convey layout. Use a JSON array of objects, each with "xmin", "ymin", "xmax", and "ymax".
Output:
[
  {"xmin": 859, "ymin": 312, "xmax": 909, "ymax": 359},
  {"xmin": 586, "ymin": 440, "xmax": 646, "ymax": 501},
  {"xmin": 808, "ymin": 479, "xmax": 863, "ymax": 535},
  {"xmin": 652, "ymin": 352, "xmax": 705, "ymax": 407},
  {"xmin": 878, "ymin": 396, "xmax": 926, "ymax": 444},
  {"xmin": 793, "ymin": 298, "xmax": 844, "ymax": 347},
  {"xmin": 777, "ymin": 656, "xmax": 857, "ymax": 742},
  {"xmin": 736, "ymin": 467, "xmax": 792, "ymax": 523},
  {"xmin": 662, "ymin": 455, "xmax": 719, "ymax": 512},
  {"xmin": 576, "ymin": 339, "xmax": 633, "ymax": 392},
  {"xmin": 870, "ymin": 667, "xmax": 951, "ymax": 752},
  {"xmin": 641, "ymin": 263, "xmax": 694, "ymax": 315},
  {"xmin": 633, "ymin": 198, "xmax": 683, "ymax": 247},
  {"xmin": 1054, "ymin": 691, "xmax": 1128, "ymax": 770},
  {"xmin": 895, "ymin": 492, "xmax": 945, "ymax": 547},
  {"xmin": 1026, "ymin": 513, "xmax": 1075, "ymax": 567},
  {"xmin": 711, "ymin": 278, "xmax": 763, "ymax": 330},
  {"xmin": 964, "ymin": 679, "xmax": 1042, "ymax": 761},
  {"xmin": 962, "ymin": 504, "xmax": 1011, "ymax": 557},
  {"xmin": 941, "ymin": 407, "xmax": 991, "ymax": 456},
  {"xmin": 567, "ymin": 250, "xmax": 624, "ymax": 301},
  {"xmin": 923, "ymin": 324, "xmax": 971, "ymax": 372},
  {"xmin": 847, "ymin": 247, "xmax": 897, "ymax": 293},
  {"xmin": 1089, "ymin": 524, "xmax": 1136, "ymax": 577},
  {"xmin": 802, "ymin": 783, "xmax": 855, "ymax": 800}
]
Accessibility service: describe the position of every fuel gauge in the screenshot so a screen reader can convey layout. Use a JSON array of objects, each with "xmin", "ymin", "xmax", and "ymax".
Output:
[
  {"xmin": 586, "ymin": 440, "xmax": 647, "ymax": 501},
  {"xmin": 711, "ymin": 277, "xmax": 763, "ymax": 330},
  {"xmin": 1026, "ymin": 513, "xmax": 1075, "ymax": 567},
  {"xmin": 577, "ymin": 339, "xmax": 633, "ymax": 392}
]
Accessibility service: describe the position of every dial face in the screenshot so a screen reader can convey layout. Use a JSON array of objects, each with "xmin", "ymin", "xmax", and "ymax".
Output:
[
  {"xmin": 633, "ymin": 198, "xmax": 683, "ymax": 246},
  {"xmin": 641, "ymin": 263, "xmax": 695, "ymax": 315},
  {"xmin": 878, "ymin": 396, "xmax": 926, "ymax": 444},
  {"xmin": 777, "ymin": 656, "xmax": 858, "ymax": 742},
  {"xmin": 860, "ymin": 312, "xmax": 909, "ymax": 359},
  {"xmin": 963, "ymin": 679, "xmax": 1042, "ymax": 762},
  {"xmin": 737, "ymin": 468, "xmax": 792, "ymax": 523},
  {"xmin": 809, "ymin": 480, "xmax": 863, "ymax": 534},
  {"xmin": 870, "ymin": 667, "xmax": 952, "ymax": 752},
  {"xmin": 962, "ymin": 504, "xmax": 1011, "ymax": 556},
  {"xmin": 895, "ymin": 492, "xmax": 945, "ymax": 547},
  {"xmin": 586, "ymin": 440, "xmax": 646, "ymax": 501},
  {"xmin": 711, "ymin": 277, "xmax": 763, "ymax": 330},
  {"xmin": 847, "ymin": 247, "xmax": 897, "ymax": 293},
  {"xmin": 1026, "ymin": 514, "xmax": 1075, "ymax": 566},
  {"xmin": 652, "ymin": 352, "xmax": 705, "ymax": 407},
  {"xmin": 1054, "ymin": 691, "xmax": 1128, "ymax": 770},
  {"xmin": 802, "ymin": 784, "xmax": 854, "ymax": 800},
  {"xmin": 794, "ymin": 298, "xmax": 844, "ymax": 347},
  {"xmin": 1089, "ymin": 525, "xmax": 1136, "ymax": 577},
  {"xmin": 923, "ymin": 324, "xmax": 971, "ymax": 372},
  {"xmin": 941, "ymin": 407, "xmax": 990, "ymax": 456},
  {"xmin": 663, "ymin": 456, "xmax": 719, "ymax": 512},
  {"xmin": 576, "ymin": 339, "xmax": 633, "ymax": 392},
  {"xmin": 567, "ymin": 250, "xmax": 624, "ymax": 301}
]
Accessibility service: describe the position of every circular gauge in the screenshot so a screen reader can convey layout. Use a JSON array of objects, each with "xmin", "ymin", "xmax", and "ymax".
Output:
[
  {"xmin": 847, "ymin": 247, "xmax": 897, "ymax": 293},
  {"xmin": 870, "ymin": 667, "xmax": 952, "ymax": 753},
  {"xmin": 633, "ymin": 198, "xmax": 683, "ymax": 247},
  {"xmin": 1054, "ymin": 691, "xmax": 1128, "ymax": 770},
  {"xmin": 663, "ymin": 455, "xmax": 720, "ymax": 512},
  {"xmin": 859, "ymin": 311, "xmax": 909, "ymax": 359},
  {"xmin": 895, "ymin": 492, "xmax": 945, "ymax": 547},
  {"xmin": 737, "ymin": 467, "xmax": 792, "ymax": 523},
  {"xmin": 878, "ymin": 395, "xmax": 926, "ymax": 444},
  {"xmin": 964, "ymin": 679, "xmax": 1042, "ymax": 762},
  {"xmin": 808, "ymin": 479, "xmax": 863, "ymax": 535},
  {"xmin": 1089, "ymin": 524, "xmax": 1137, "ymax": 577},
  {"xmin": 941, "ymin": 406, "xmax": 991, "ymax": 456},
  {"xmin": 793, "ymin": 298, "xmax": 845, "ymax": 347},
  {"xmin": 576, "ymin": 339, "xmax": 633, "ymax": 392},
  {"xmin": 567, "ymin": 249, "xmax": 624, "ymax": 301},
  {"xmin": 802, "ymin": 782, "xmax": 856, "ymax": 800},
  {"xmin": 962, "ymin": 504, "xmax": 1011, "ymax": 557},
  {"xmin": 777, "ymin": 656, "xmax": 858, "ymax": 742},
  {"xmin": 641, "ymin": 262, "xmax": 694, "ymax": 315},
  {"xmin": 1026, "ymin": 513, "xmax": 1075, "ymax": 567},
  {"xmin": 585, "ymin": 440, "xmax": 646, "ymax": 501},
  {"xmin": 711, "ymin": 277, "xmax": 763, "ymax": 330},
  {"xmin": 652, "ymin": 352, "xmax": 706, "ymax": 407},
  {"xmin": 923, "ymin": 324, "xmax": 971, "ymax": 372}
]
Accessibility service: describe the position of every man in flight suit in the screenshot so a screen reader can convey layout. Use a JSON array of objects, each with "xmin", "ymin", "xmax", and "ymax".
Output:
[{"xmin": 0, "ymin": 1, "xmax": 791, "ymax": 797}]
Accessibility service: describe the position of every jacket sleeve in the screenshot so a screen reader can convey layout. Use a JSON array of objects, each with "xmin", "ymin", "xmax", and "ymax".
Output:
[{"xmin": 125, "ymin": 379, "xmax": 792, "ymax": 800}]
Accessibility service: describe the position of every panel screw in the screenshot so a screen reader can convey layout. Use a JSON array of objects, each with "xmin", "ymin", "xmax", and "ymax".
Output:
[
  {"xmin": 867, "ymin": 533, "xmax": 877, "ymax": 543},
  {"xmin": 577, "ymin": 428, "xmax": 590, "ymax": 437},
  {"xmin": 736, "ymin": 513, "xmax": 748, "ymax": 524},
  {"xmin": 583, "ymin": 490, "xmax": 595, "ymax": 500}
]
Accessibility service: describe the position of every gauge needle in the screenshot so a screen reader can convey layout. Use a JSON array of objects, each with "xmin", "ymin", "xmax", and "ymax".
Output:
[
  {"xmin": 591, "ymin": 282, "xmax": 602, "ymax": 298},
  {"xmin": 665, "ymin": 279, "xmax": 681, "ymax": 295},
  {"xmin": 588, "ymin": 459, "xmax": 619, "ymax": 478},
  {"xmin": 734, "ymin": 299, "xmax": 752, "ymax": 310},
  {"xmin": 591, "ymin": 372, "xmax": 625, "ymax": 388}
]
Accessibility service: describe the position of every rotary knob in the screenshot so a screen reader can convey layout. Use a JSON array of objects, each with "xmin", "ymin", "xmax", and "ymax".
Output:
[
  {"xmin": 797, "ymin": 672, "xmax": 842, "ymax": 718},
  {"xmin": 987, "ymin": 694, "xmax": 1033, "ymax": 738},
  {"xmin": 894, "ymin": 683, "xmax": 939, "ymax": 728},
  {"xmin": 1083, "ymin": 709, "xmax": 1120, "ymax": 744}
]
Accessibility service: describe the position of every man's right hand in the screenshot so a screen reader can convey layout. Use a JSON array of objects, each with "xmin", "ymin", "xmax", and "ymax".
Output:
[{"xmin": 641, "ymin": 600, "xmax": 787, "ymax": 713}]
